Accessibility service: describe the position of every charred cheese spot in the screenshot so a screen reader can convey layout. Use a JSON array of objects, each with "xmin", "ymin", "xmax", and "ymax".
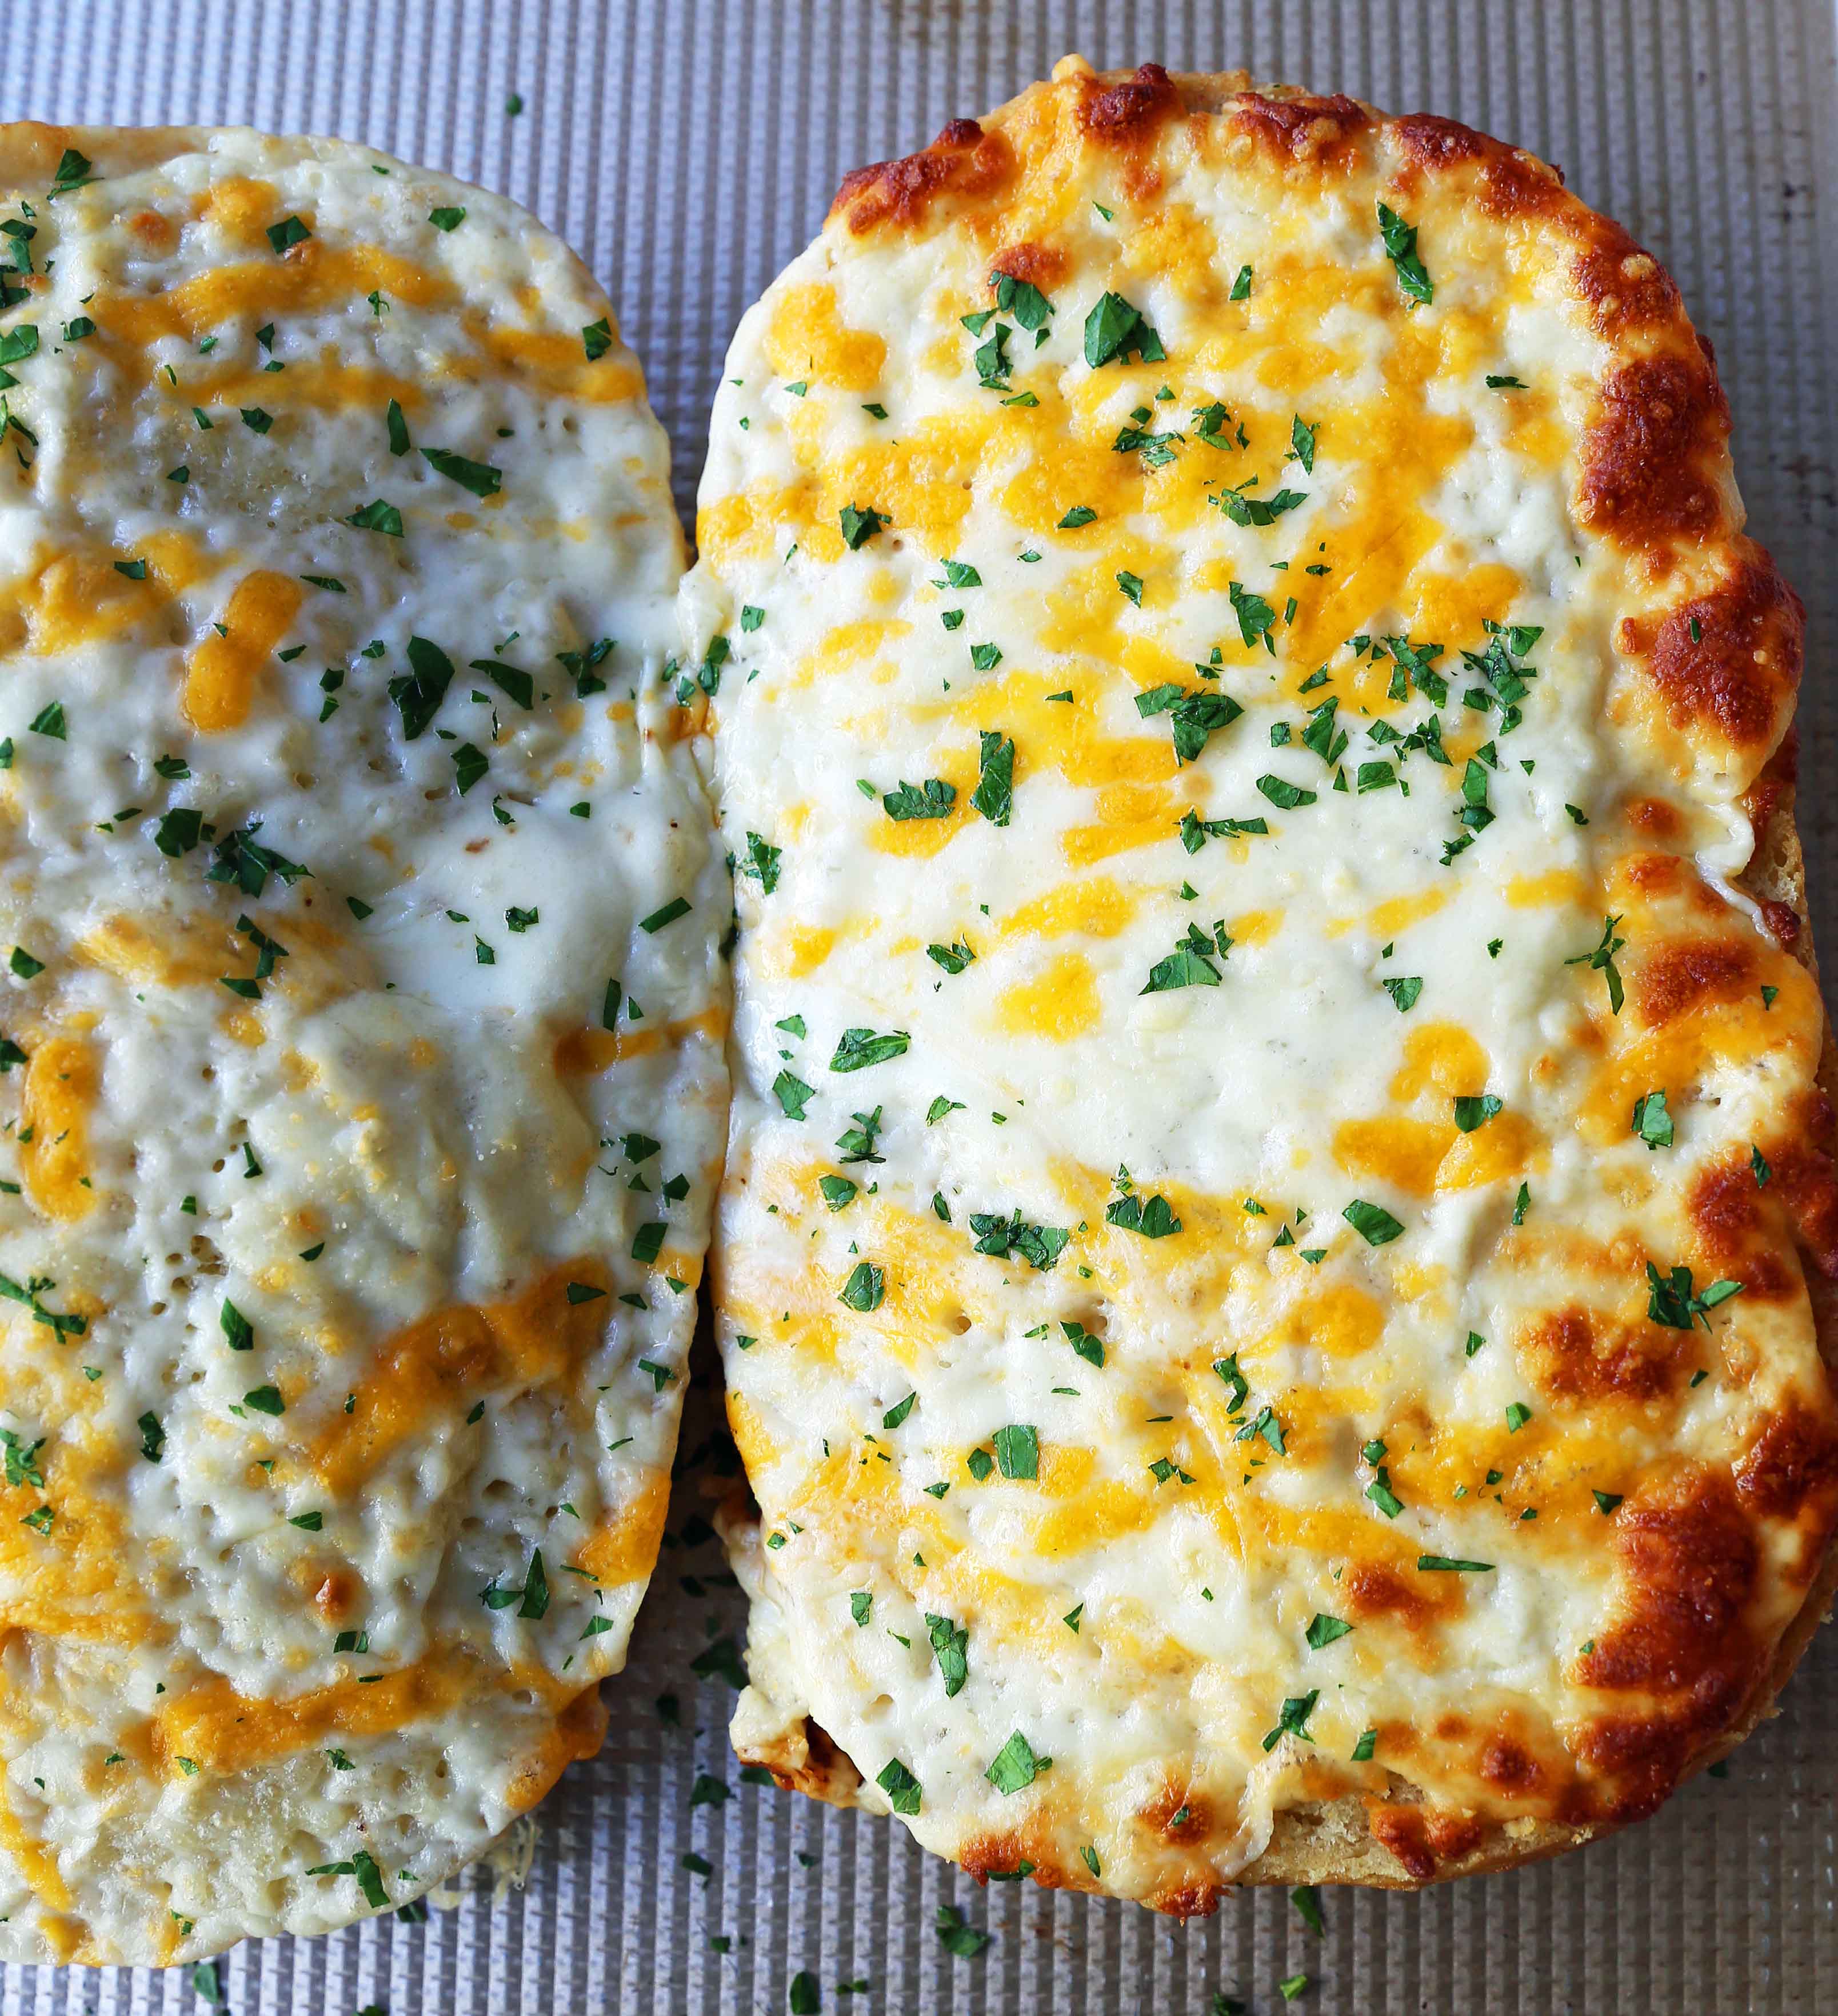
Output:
[
  {"xmin": 829, "ymin": 118, "xmax": 1016, "ymax": 235},
  {"xmin": 1576, "ymin": 1468, "xmax": 1758, "ymax": 1697},
  {"xmin": 1472, "ymin": 1719, "xmax": 1562, "ymax": 1803},
  {"xmin": 1755, "ymin": 1114, "xmax": 1838, "ymax": 1279},
  {"xmin": 1631, "ymin": 935, "xmax": 1757, "ymax": 1028},
  {"xmin": 1145, "ymin": 1872, "xmax": 1228, "ymax": 1919},
  {"xmin": 1570, "ymin": 1470, "xmax": 1774, "ymax": 1821},
  {"xmin": 1623, "ymin": 795, "xmax": 1684, "ymax": 840},
  {"xmin": 1517, "ymin": 1303, "xmax": 1691, "ymax": 1406},
  {"xmin": 1686, "ymin": 1153, "xmax": 1800, "ymax": 1301},
  {"xmin": 1576, "ymin": 348, "xmax": 1732, "ymax": 557},
  {"xmin": 307, "ymin": 1565, "xmax": 363, "ymax": 1626},
  {"xmin": 1366, "ymin": 1802, "xmax": 1487, "ymax": 1881},
  {"xmin": 1732, "ymin": 1397, "xmax": 1838, "ymax": 1539},
  {"xmin": 1077, "ymin": 62, "xmax": 1186, "ymax": 147},
  {"xmin": 1342, "ymin": 1561, "xmax": 1458, "ymax": 1633},
  {"xmin": 990, "ymin": 240, "xmax": 1069, "ymax": 295},
  {"xmin": 1229, "ymin": 91, "xmax": 1373, "ymax": 169},
  {"xmin": 1759, "ymin": 899, "xmax": 1801, "ymax": 949},
  {"xmin": 1619, "ymin": 549, "xmax": 1803, "ymax": 753},
  {"xmin": 957, "ymin": 1826, "xmax": 1070, "ymax": 1889},
  {"xmin": 1387, "ymin": 111, "xmax": 1492, "ymax": 172},
  {"xmin": 1571, "ymin": 223, "xmax": 1687, "ymax": 334}
]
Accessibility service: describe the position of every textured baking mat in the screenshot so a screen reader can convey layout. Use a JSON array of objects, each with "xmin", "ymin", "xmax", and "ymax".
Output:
[{"xmin": 3, "ymin": 1, "xmax": 1837, "ymax": 2011}]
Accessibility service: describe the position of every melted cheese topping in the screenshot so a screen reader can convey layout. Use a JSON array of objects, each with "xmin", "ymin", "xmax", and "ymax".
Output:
[
  {"xmin": 0, "ymin": 127, "xmax": 723, "ymax": 1961},
  {"xmin": 690, "ymin": 66, "xmax": 1835, "ymax": 1906}
]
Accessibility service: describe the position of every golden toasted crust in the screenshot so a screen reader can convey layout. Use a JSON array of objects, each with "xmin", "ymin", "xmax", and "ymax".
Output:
[{"xmin": 723, "ymin": 59, "xmax": 1836, "ymax": 1901}]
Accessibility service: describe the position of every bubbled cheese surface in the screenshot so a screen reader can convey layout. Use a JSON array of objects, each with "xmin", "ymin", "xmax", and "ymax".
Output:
[
  {"xmin": 0, "ymin": 125, "xmax": 725, "ymax": 1961},
  {"xmin": 688, "ymin": 67, "xmax": 1836, "ymax": 1905}
]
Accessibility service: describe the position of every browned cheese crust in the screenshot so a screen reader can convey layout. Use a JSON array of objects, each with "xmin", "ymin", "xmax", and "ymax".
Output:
[{"xmin": 721, "ymin": 60, "xmax": 1838, "ymax": 1898}]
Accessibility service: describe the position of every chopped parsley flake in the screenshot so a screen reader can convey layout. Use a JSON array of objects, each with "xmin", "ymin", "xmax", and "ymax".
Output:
[
  {"xmin": 877, "ymin": 1757, "xmax": 922, "ymax": 1814},
  {"xmin": 838, "ymin": 1261, "xmax": 885, "ymax": 1312},
  {"xmin": 882, "ymin": 778, "xmax": 956, "ymax": 821},
  {"xmin": 1229, "ymin": 581, "xmax": 1277, "ymax": 652},
  {"xmin": 1082, "ymin": 291, "xmax": 1165, "ymax": 368},
  {"xmin": 926, "ymin": 1611, "xmax": 969, "ymax": 1695},
  {"xmin": 1376, "ymin": 201, "xmax": 1434, "ymax": 303},
  {"xmin": 970, "ymin": 731, "xmax": 1014, "ymax": 825},
  {"xmin": 829, "ymin": 1027, "xmax": 909, "ymax": 1073},
  {"xmin": 992, "ymin": 1423, "xmax": 1039, "ymax": 1479},
  {"xmin": 935, "ymin": 1904, "xmax": 989, "ymax": 1956},
  {"xmin": 1212, "ymin": 478, "xmax": 1307, "ymax": 527},
  {"xmin": 985, "ymin": 1728, "xmax": 1048, "ymax": 1793},
  {"xmin": 838, "ymin": 504, "xmax": 888, "ymax": 549},
  {"xmin": 773, "ymin": 1071, "xmax": 814, "ymax": 1119},
  {"xmin": 1290, "ymin": 414, "xmax": 1317, "ymax": 471},
  {"xmin": 1105, "ymin": 1182, "xmax": 1181, "ymax": 1238},
  {"xmin": 1632, "ymin": 1090, "xmax": 1673, "ymax": 1149},
  {"xmin": 968, "ymin": 1211, "xmax": 1068, "ymax": 1271},
  {"xmin": 1136, "ymin": 682, "xmax": 1242, "ymax": 764},
  {"xmin": 345, "ymin": 498, "xmax": 403, "ymax": 536},
  {"xmin": 1256, "ymin": 774, "xmax": 1316, "ymax": 810},
  {"xmin": 1141, "ymin": 920, "xmax": 1232, "ymax": 993},
  {"xmin": 741, "ymin": 831, "xmax": 781, "ymax": 892},
  {"xmin": 1343, "ymin": 1199, "xmax": 1404, "ymax": 1245},
  {"xmin": 1262, "ymin": 1690, "xmax": 1318, "ymax": 1751},
  {"xmin": 1645, "ymin": 1261, "xmax": 1742, "ymax": 1331},
  {"xmin": 422, "ymin": 446, "xmax": 502, "ymax": 497},
  {"xmin": 1565, "ymin": 913, "xmax": 1627, "ymax": 1015}
]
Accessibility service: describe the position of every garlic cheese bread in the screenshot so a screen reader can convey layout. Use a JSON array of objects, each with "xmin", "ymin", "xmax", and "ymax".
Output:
[
  {"xmin": 0, "ymin": 123, "xmax": 724, "ymax": 1961},
  {"xmin": 690, "ymin": 61, "xmax": 1838, "ymax": 1905}
]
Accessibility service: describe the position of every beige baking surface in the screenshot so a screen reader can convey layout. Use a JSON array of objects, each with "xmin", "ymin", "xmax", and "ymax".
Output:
[{"xmin": 2, "ymin": 2, "xmax": 1835, "ymax": 2010}]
